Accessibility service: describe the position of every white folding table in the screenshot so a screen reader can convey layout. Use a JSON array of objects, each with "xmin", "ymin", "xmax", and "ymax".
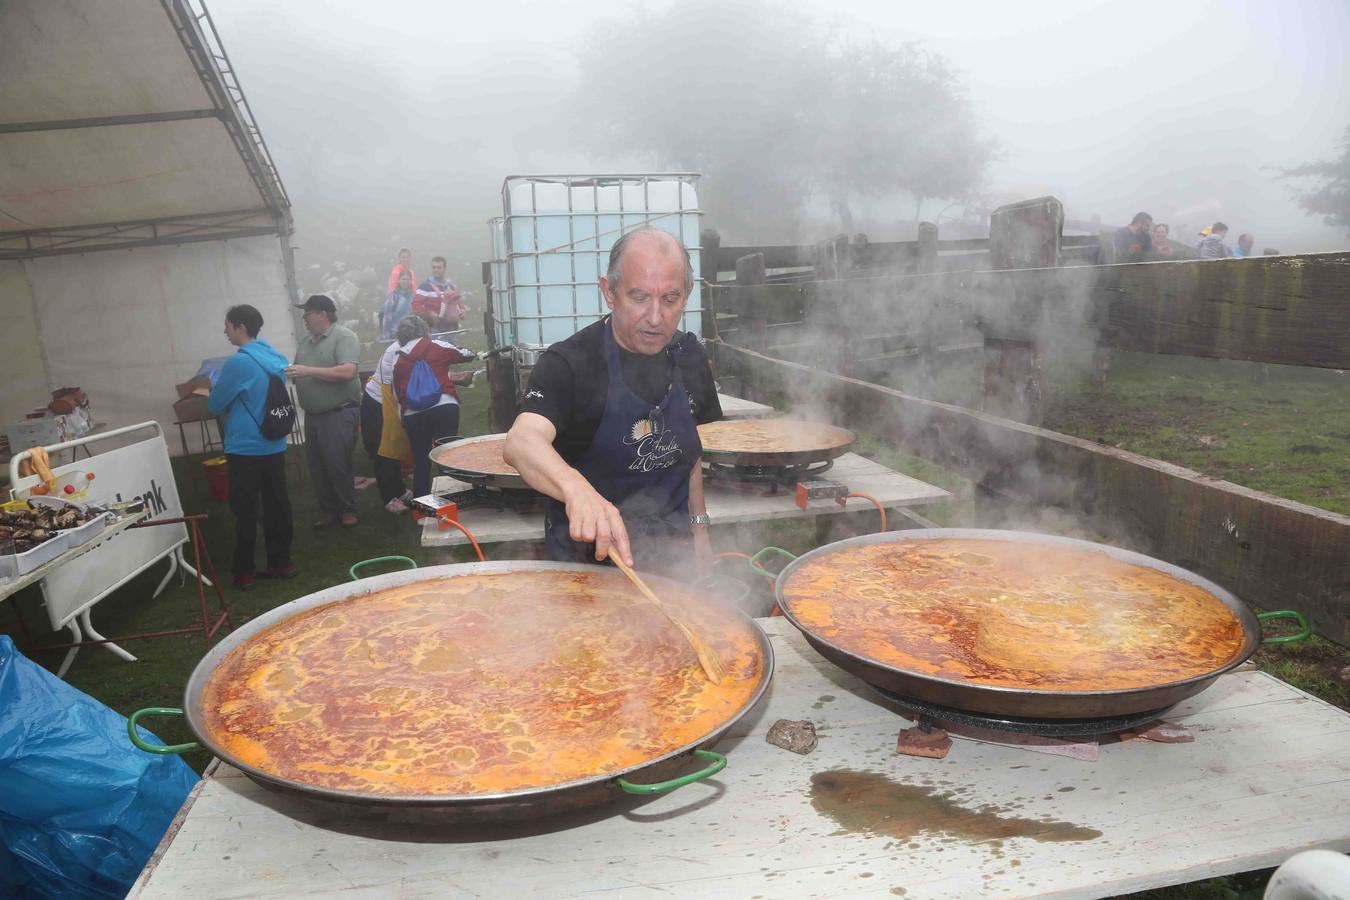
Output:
[{"xmin": 131, "ymin": 618, "xmax": 1350, "ymax": 899}]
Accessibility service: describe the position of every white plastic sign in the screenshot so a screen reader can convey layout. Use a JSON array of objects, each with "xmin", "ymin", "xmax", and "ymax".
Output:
[{"xmin": 15, "ymin": 424, "xmax": 188, "ymax": 629}]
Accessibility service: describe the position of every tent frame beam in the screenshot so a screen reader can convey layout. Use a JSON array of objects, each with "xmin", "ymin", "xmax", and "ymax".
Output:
[
  {"xmin": 0, "ymin": 109, "xmax": 222, "ymax": 134},
  {"xmin": 0, "ymin": 207, "xmax": 283, "ymax": 259},
  {"xmin": 162, "ymin": 0, "xmax": 290, "ymax": 216}
]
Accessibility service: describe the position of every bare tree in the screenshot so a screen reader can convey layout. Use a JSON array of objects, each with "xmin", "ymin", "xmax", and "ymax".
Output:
[
  {"xmin": 805, "ymin": 40, "xmax": 998, "ymax": 232},
  {"xmin": 573, "ymin": 0, "xmax": 995, "ymax": 240}
]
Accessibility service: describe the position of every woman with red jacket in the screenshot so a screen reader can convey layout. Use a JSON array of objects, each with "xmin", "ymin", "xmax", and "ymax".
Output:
[{"xmin": 390, "ymin": 315, "xmax": 478, "ymax": 496}]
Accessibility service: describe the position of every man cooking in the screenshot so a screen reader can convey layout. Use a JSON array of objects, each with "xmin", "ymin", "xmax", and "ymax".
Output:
[{"xmin": 503, "ymin": 228, "xmax": 722, "ymax": 578}]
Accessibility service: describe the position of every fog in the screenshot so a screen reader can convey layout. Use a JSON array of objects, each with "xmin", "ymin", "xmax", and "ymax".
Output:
[{"xmin": 210, "ymin": 0, "xmax": 1349, "ymax": 280}]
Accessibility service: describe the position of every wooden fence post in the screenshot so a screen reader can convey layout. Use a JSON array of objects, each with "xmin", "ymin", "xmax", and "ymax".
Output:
[
  {"xmin": 916, "ymin": 221, "xmax": 938, "ymax": 275},
  {"xmin": 982, "ymin": 199, "xmax": 1063, "ymax": 426},
  {"xmin": 700, "ymin": 228, "xmax": 721, "ymax": 339},
  {"xmin": 735, "ymin": 252, "xmax": 767, "ymax": 354}
]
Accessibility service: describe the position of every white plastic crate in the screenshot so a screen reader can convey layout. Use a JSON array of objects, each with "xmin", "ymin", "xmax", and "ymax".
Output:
[
  {"xmin": 491, "ymin": 174, "xmax": 703, "ymax": 348},
  {"xmin": 60, "ymin": 511, "xmax": 113, "ymax": 549},
  {"xmin": 0, "ymin": 531, "xmax": 70, "ymax": 580}
]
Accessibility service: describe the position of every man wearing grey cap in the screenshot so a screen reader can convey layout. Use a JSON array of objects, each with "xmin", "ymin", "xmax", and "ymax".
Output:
[{"xmin": 285, "ymin": 295, "xmax": 362, "ymax": 527}]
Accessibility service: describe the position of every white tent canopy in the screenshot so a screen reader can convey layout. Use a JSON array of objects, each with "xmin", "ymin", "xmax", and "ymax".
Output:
[{"xmin": 0, "ymin": 0, "xmax": 297, "ymax": 451}]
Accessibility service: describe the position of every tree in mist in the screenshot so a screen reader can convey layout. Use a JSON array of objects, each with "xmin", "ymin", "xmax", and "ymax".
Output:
[
  {"xmin": 574, "ymin": 0, "xmax": 995, "ymax": 240},
  {"xmin": 1280, "ymin": 125, "xmax": 1350, "ymax": 236},
  {"xmin": 806, "ymin": 41, "xmax": 997, "ymax": 233}
]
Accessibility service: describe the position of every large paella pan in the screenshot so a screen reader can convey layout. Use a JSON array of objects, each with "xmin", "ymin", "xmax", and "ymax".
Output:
[
  {"xmin": 697, "ymin": 419, "xmax": 856, "ymax": 468},
  {"xmin": 757, "ymin": 529, "xmax": 1307, "ymax": 719},
  {"xmin": 429, "ymin": 433, "xmax": 528, "ymax": 491},
  {"xmin": 131, "ymin": 562, "xmax": 772, "ymax": 821}
]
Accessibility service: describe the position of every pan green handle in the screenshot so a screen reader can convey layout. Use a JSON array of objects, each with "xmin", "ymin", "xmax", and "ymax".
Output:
[
  {"xmin": 1257, "ymin": 610, "xmax": 1312, "ymax": 644},
  {"xmin": 694, "ymin": 573, "xmax": 750, "ymax": 607},
  {"xmin": 748, "ymin": 546, "xmax": 797, "ymax": 581},
  {"xmin": 615, "ymin": 749, "xmax": 727, "ymax": 795},
  {"xmin": 128, "ymin": 707, "xmax": 200, "ymax": 754},
  {"xmin": 349, "ymin": 556, "xmax": 417, "ymax": 581}
]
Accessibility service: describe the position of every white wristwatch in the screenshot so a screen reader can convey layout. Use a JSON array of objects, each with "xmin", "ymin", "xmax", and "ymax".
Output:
[{"xmin": 689, "ymin": 513, "xmax": 711, "ymax": 526}]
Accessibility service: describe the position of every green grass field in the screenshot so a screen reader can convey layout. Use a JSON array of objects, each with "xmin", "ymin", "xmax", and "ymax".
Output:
[{"xmin": 1042, "ymin": 352, "xmax": 1350, "ymax": 517}]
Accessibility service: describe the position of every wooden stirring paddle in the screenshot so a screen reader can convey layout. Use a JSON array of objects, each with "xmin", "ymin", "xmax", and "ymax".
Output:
[{"xmin": 608, "ymin": 549, "xmax": 726, "ymax": 682}]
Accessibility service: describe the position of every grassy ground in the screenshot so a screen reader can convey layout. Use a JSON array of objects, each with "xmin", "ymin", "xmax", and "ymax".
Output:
[{"xmin": 1042, "ymin": 352, "xmax": 1350, "ymax": 517}]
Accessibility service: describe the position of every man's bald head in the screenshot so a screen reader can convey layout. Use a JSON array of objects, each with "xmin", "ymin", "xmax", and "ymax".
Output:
[{"xmin": 605, "ymin": 227, "xmax": 694, "ymax": 293}]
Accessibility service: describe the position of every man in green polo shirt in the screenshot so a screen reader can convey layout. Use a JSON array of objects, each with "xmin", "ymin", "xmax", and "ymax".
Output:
[{"xmin": 285, "ymin": 295, "xmax": 362, "ymax": 527}]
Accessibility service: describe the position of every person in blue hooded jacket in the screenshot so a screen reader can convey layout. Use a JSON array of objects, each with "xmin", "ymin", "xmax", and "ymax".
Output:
[{"xmin": 207, "ymin": 305, "xmax": 296, "ymax": 589}]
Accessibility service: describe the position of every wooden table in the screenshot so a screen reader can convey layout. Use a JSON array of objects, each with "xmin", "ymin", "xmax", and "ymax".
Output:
[
  {"xmin": 420, "ymin": 452, "xmax": 949, "ymax": 549},
  {"xmin": 718, "ymin": 393, "xmax": 775, "ymax": 419},
  {"xmin": 130, "ymin": 618, "xmax": 1350, "ymax": 899}
]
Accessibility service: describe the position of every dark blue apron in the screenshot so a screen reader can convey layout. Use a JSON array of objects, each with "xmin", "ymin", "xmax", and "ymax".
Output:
[{"xmin": 544, "ymin": 319, "xmax": 701, "ymax": 578}]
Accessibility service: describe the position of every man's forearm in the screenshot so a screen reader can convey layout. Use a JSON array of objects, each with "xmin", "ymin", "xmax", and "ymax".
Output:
[
  {"xmin": 504, "ymin": 433, "xmax": 591, "ymax": 505},
  {"xmin": 688, "ymin": 457, "xmax": 707, "ymax": 516},
  {"xmin": 306, "ymin": 363, "xmax": 357, "ymax": 382}
]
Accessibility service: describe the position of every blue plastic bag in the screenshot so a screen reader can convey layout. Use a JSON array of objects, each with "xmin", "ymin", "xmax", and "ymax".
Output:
[
  {"xmin": 0, "ymin": 637, "xmax": 198, "ymax": 899},
  {"xmin": 404, "ymin": 358, "xmax": 442, "ymax": 411}
]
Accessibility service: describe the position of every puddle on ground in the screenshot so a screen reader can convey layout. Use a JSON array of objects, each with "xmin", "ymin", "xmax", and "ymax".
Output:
[{"xmin": 809, "ymin": 770, "xmax": 1101, "ymax": 844}]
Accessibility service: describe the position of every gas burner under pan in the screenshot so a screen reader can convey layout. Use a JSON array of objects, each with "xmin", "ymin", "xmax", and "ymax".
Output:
[
  {"xmin": 704, "ymin": 459, "xmax": 837, "ymax": 493},
  {"xmin": 421, "ymin": 483, "xmax": 545, "ymax": 515},
  {"xmin": 868, "ymin": 685, "xmax": 1171, "ymax": 738}
]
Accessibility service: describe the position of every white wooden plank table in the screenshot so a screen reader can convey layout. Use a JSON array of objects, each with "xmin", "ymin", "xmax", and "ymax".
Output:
[
  {"xmin": 131, "ymin": 618, "xmax": 1350, "ymax": 900},
  {"xmin": 420, "ymin": 452, "xmax": 949, "ymax": 548},
  {"xmin": 717, "ymin": 393, "xmax": 775, "ymax": 419}
]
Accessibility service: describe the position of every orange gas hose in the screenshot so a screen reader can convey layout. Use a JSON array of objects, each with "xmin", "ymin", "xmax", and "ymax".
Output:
[
  {"xmin": 842, "ymin": 492, "xmax": 887, "ymax": 532},
  {"xmin": 439, "ymin": 517, "xmax": 486, "ymax": 561}
]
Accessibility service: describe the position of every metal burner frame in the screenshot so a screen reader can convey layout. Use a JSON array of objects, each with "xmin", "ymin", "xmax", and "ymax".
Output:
[
  {"xmin": 868, "ymin": 685, "xmax": 1171, "ymax": 738},
  {"xmin": 703, "ymin": 459, "xmax": 838, "ymax": 494}
]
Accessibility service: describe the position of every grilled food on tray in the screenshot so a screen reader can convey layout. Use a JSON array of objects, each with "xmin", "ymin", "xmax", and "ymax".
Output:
[
  {"xmin": 200, "ymin": 569, "xmax": 765, "ymax": 796},
  {"xmin": 780, "ymin": 537, "xmax": 1246, "ymax": 692},
  {"xmin": 0, "ymin": 502, "xmax": 101, "ymax": 553}
]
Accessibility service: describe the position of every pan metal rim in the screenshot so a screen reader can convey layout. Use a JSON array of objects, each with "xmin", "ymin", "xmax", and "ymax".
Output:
[
  {"xmin": 428, "ymin": 433, "xmax": 531, "ymax": 491},
  {"xmin": 184, "ymin": 560, "xmax": 774, "ymax": 806},
  {"xmin": 774, "ymin": 528, "xmax": 1261, "ymax": 705}
]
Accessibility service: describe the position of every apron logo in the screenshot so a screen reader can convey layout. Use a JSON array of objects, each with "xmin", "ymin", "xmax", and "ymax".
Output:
[{"xmin": 624, "ymin": 414, "xmax": 681, "ymax": 472}]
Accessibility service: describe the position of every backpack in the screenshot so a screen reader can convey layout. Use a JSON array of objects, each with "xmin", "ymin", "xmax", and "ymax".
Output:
[
  {"xmin": 241, "ymin": 354, "xmax": 297, "ymax": 440},
  {"xmin": 404, "ymin": 358, "xmax": 442, "ymax": 411}
]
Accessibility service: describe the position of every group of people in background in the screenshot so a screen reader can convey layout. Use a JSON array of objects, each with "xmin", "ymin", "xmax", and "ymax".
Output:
[
  {"xmin": 380, "ymin": 248, "xmax": 468, "ymax": 338},
  {"xmin": 1114, "ymin": 213, "xmax": 1258, "ymax": 262},
  {"xmin": 1195, "ymin": 223, "xmax": 1257, "ymax": 259},
  {"xmin": 208, "ymin": 250, "xmax": 479, "ymax": 589}
]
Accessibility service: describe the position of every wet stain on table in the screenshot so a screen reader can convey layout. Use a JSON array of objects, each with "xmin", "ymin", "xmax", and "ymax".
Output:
[{"xmin": 809, "ymin": 769, "xmax": 1101, "ymax": 844}]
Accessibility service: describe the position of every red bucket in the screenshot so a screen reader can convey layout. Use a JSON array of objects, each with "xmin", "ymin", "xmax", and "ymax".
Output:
[{"xmin": 203, "ymin": 456, "xmax": 229, "ymax": 501}]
